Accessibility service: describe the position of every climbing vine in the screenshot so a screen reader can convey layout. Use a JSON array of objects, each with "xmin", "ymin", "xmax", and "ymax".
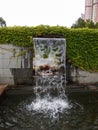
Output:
[{"xmin": 0, "ymin": 25, "xmax": 98, "ymax": 72}]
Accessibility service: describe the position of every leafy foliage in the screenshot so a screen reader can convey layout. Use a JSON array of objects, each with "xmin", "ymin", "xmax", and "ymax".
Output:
[
  {"xmin": 0, "ymin": 17, "xmax": 6, "ymax": 27},
  {"xmin": 71, "ymin": 17, "xmax": 98, "ymax": 29},
  {"xmin": 71, "ymin": 18, "xmax": 86, "ymax": 28},
  {"xmin": 0, "ymin": 25, "xmax": 98, "ymax": 72},
  {"xmin": 66, "ymin": 28, "xmax": 98, "ymax": 72}
]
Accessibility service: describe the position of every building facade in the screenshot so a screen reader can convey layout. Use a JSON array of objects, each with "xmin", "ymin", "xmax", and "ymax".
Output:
[{"xmin": 85, "ymin": 0, "xmax": 98, "ymax": 23}]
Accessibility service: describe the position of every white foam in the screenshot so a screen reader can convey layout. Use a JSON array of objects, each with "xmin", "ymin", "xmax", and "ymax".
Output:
[{"xmin": 27, "ymin": 98, "xmax": 69, "ymax": 118}]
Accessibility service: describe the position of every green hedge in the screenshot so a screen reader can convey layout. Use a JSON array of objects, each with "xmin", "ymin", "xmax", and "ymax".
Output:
[
  {"xmin": 66, "ymin": 28, "xmax": 98, "ymax": 72},
  {"xmin": 0, "ymin": 25, "xmax": 98, "ymax": 72}
]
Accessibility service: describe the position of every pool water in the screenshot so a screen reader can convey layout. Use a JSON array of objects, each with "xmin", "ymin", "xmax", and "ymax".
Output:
[{"xmin": 0, "ymin": 94, "xmax": 98, "ymax": 130}]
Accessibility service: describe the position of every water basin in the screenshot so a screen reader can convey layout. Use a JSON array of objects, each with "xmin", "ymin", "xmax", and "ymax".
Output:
[{"xmin": 0, "ymin": 93, "xmax": 98, "ymax": 130}]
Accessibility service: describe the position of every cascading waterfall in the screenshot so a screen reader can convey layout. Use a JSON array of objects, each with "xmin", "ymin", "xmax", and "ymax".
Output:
[{"xmin": 27, "ymin": 38, "xmax": 69, "ymax": 118}]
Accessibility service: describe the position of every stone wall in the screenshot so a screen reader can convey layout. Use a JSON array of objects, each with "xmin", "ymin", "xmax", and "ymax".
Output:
[
  {"xmin": 0, "ymin": 44, "xmax": 33, "ymax": 85},
  {"xmin": 66, "ymin": 62, "xmax": 98, "ymax": 84},
  {"xmin": 71, "ymin": 69, "xmax": 98, "ymax": 84},
  {"xmin": 0, "ymin": 44, "xmax": 98, "ymax": 86}
]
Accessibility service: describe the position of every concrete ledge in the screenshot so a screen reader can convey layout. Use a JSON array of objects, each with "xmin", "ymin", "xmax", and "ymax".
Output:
[
  {"xmin": 66, "ymin": 83, "xmax": 98, "ymax": 96},
  {"xmin": 3, "ymin": 83, "xmax": 98, "ymax": 96},
  {"xmin": 4, "ymin": 85, "xmax": 34, "ymax": 95}
]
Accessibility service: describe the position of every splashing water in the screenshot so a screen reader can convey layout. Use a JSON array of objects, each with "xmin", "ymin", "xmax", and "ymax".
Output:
[
  {"xmin": 27, "ymin": 38, "xmax": 69, "ymax": 118},
  {"xmin": 27, "ymin": 97, "xmax": 69, "ymax": 118}
]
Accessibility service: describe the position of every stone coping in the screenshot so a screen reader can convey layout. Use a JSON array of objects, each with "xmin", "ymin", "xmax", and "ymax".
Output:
[{"xmin": 1, "ymin": 83, "xmax": 98, "ymax": 96}]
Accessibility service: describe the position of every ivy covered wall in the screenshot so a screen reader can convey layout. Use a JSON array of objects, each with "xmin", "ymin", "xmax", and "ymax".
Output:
[{"xmin": 0, "ymin": 25, "xmax": 98, "ymax": 72}]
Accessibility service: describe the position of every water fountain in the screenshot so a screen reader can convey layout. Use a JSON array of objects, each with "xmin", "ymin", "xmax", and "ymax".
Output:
[
  {"xmin": 27, "ymin": 38, "xmax": 69, "ymax": 117},
  {"xmin": 0, "ymin": 38, "xmax": 98, "ymax": 129}
]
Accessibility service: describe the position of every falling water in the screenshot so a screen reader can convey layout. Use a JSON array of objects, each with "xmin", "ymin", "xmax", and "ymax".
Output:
[{"xmin": 27, "ymin": 38, "xmax": 69, "ymax": 118}]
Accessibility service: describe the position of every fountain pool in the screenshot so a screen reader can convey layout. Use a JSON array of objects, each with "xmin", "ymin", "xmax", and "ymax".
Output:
[
  {"xmin": 0, "ymin": 38, "xmax": 98, "ymax": 130},
  {"xmin": 0, "ymin": 94, "xmax": 98, "ymax": 130}
]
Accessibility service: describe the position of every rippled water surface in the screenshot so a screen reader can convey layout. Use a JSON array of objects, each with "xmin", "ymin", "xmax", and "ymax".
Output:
[{"xmin": 0, "ymin": 94, "xmax": 98, "ymax": 130}]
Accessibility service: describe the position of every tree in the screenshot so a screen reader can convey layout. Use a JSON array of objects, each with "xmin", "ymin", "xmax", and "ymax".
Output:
[
  {"xmin": 0, "ymin": 17, "xmax": 6, "ymax": 27},
  {"xmin": 95, "ymin": 22, "xmax": 98, "ymax": 28},
  {"xmin": 71, "ymin": 17, "xmax": 98, "ymax": 29},
  {"xmin": 71, "ymin": 18, "xmax": 86, "ymax": 28},
  {"xmin": 85, "ymin": 20, "xmax": 95, "ymax": 28}
]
